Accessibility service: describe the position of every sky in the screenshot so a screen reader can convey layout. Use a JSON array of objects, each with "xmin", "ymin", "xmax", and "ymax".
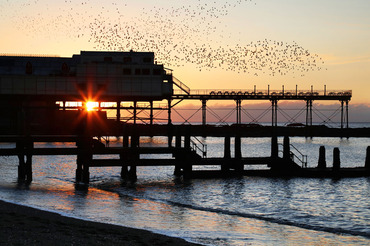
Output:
[{"xmin": 0, "ymin": 0, "xmax": 370, "ymax": 122}]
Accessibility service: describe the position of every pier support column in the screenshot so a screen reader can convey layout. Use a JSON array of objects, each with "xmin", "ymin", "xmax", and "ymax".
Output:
[
  {"xmin": 340, "ymin": 100, "xmax": 349, "ymax": 130},
  {"xmin": 17, "ymin": 141, "xmax": 26, "ymax": 182},
  {"xmin": 222, "ymin": 136, "xmax": 231, "ymax": 173},
  {"xmin": 234, "ymin": 135, "xmax": 243, "ymax": 172},
  {"xmin": 76, "ymin": 136, "xmax": 92, "ymax": 184},
  {"xmin": 116, "ymin": 101, "xmax": 121, "ymax": 122},
  {"xmin": 306, "ymin": 100, "xmax": 313, "ymax": 127},
  {"xmin": 25, "ymin": 141, "xmax": 33, "ymax": 183},
  {"xmin": 167, "ymin": 99, "xmax": 172, "ymax": 125},
  {"xmin": 271, "ymin": 100, "xmax": 278, "ymax": 127},
  {"xmin": 270, "ymin": 135, "xmax": 278, "ymax": 168},
  {"xmin": 283, "ymin": 136, "xmax": 290, "ymax": 161},
  {"xmin": 333, "ymin": 147, "xmax": 340, "ymax": 171},
  {"xmin": 150, "ymin": 101, "xmax": 154, "ymax": 125},
  {"xmin": 317, "ymin": 146, "xmax": 326, "ymax": 169},
  {"xmin": 202, "ymin": 99, "xmax": 207, "ymax": 126},
  {"xmin": 17, "ymin": 140, "xmax": 33, "ymax": 183},
  {"xmin": 365, "ymin": 146, "xmax": 370, "ymax": 169},
  {"xmin": 133, "ymin": 101, "xmax": 137, "ymax": 125},
  {"xmin": 120, "ymin": 133, "xmax": 129, "ymax": 178},
  {"xmin": 235, "ymin": 99, "xmax": 242, "ymax": 125},
  {"xmin": 174, "ymin": 132, "xmax": 182, "ymax": 176},
  {"xmin": 317, "ymin": 146, "xmax": 327, "ymax": 169}
]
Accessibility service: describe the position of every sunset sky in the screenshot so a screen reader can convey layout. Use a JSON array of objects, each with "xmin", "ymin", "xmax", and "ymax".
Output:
[{"xmin": 0, "ymin": 0, "xmax": 369, "ymax": 121}]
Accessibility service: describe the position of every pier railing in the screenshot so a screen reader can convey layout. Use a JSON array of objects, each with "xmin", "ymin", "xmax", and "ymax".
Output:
[
  {"xmin": 279, "ymin": 143, "xmax": 308, "ymax": 168},
  {"xmin": 172, "ymin": 76, "xmax": 191, "ymax": 95},
  {"xmin": 189, "ymin": 136, "xmax": 207, "ymax": 158},
  {"xmin": 174, "ymin": 89, "xmax": 352, "ymax": 97}
]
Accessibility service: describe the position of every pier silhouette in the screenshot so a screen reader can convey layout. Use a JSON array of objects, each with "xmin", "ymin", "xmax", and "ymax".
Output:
[{"xmin": 0, "ymin": 51, "xmax": 368, "ymax": 184}]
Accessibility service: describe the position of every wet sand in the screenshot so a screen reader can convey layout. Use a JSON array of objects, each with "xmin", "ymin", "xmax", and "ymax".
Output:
[{"xmin": 0, "ymin": 200, "xmax": 201, "ymax": 246}]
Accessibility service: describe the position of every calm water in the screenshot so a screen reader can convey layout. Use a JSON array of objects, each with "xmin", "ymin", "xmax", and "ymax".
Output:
[{"xmin": 1, "ymin": 126, "xmax": 370, "ymax": 245}]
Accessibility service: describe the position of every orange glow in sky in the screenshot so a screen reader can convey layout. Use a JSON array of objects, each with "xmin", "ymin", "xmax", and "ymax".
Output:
[{"xmin": 0, "ymin": 0, "xmax": 369, "ymax": 104}]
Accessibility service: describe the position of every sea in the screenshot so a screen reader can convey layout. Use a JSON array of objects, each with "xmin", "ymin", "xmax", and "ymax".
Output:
[{"xmin": 0, "ymin": 123, "xmax": 370, "ymax": 245}]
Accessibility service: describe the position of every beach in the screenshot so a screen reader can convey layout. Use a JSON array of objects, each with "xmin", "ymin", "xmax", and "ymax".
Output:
[{"xmin": 0, "ymin": 200, "xmax": 200, "ymax": 246}]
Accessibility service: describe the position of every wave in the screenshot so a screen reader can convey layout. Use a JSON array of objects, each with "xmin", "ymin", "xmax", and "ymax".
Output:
[
  {"xmin": 110, "ymin": 187, "xmax": 370, "ymax": 240},
  {"xmin": 164, "ymin": 200, "xmax": 370, "ymax": 239}
]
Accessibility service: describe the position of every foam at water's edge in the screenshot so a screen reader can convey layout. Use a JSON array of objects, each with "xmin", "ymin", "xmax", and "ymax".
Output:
[{"xmin": 0, "ymin": 198, "xmax": 204, "ymax": 245}]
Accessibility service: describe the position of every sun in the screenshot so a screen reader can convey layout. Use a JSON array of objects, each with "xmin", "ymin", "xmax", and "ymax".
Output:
[{"xmin": 85, "ymin": 101, "xmax": 98, "ymax": 111}]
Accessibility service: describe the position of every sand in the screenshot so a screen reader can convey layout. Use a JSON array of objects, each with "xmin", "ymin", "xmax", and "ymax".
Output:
[{"xmin": 0, "ymin": 200, "xmax": 201, "ymax": 246}]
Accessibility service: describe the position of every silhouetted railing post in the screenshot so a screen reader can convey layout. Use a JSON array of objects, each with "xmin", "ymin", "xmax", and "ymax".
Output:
[{"xmin": 317, "ymin": 146, "xmax": 326, "ymax": 169}]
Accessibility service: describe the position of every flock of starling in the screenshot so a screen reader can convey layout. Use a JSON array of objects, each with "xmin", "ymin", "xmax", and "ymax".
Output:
[{"xmin": 2, "ymin": 0, "xmax": 326, "ymax": 77}]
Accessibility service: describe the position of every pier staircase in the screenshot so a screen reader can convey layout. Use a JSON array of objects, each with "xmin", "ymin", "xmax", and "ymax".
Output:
[{"xmin": 172, "ymin": 76, "xmax": 191, "ymax": 95}]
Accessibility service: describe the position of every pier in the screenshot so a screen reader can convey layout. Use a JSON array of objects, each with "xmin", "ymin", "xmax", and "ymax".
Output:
[{"xmin": 0, "ymin": 51, "xmax": 369, "ymax": 184}]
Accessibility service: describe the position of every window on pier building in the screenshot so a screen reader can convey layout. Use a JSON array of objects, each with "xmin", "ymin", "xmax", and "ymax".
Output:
[
  {"xmin": 135, "ymin": 68, "xmax": 141, "ymax": 75},
  {"xmin": 143, "ymin": 57, "xmax": 152, "ymax": 63},
  {"xmin": 142, "ymin": 68, "xmax": 150, "ymax": 75},
  {"xmin": 123, "ymin": 57, "xmax": 132, "ymax": 63},
  {"xmin": 153, "ymin": 68, "xmax": 162, "ymax": 75},
  {"xmin": 123, "ymin": 68, "xmax": 131, "ymax": 75},
  {"xmin": 104, "ymin": 57, "xmax": 113, "ymax": 62},
  {"xmin": 26, "ymin": 61, "xmax": 33, "ymax": 75}
]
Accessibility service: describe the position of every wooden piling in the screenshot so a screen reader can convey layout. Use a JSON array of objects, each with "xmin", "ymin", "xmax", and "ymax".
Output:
[
  {"xmin": 317, "ymin": 146, "xmax": 326, "ymax": 169},
  {"xmin": 224, "ymin": 136, "xmax": 231, "ymax": 159},
  {"xmin": 234, "ymin": 136, "xmax": 243, "ymax": 172},
  {"xmin": 333, "ymin": 147, "xmax": 340, "ymax": 171},
  {"xmin": 365, "ymin": 146, "xmax": 370, "ymax": 169},
  {"xmin": 174, "ymin": 132, "xmax": 182, "ymax": 176},
  {"xmin": 283, "ymin": 136, "xmax": 290, "ymax": 160},
  {"xmin": 270, "ymin": 135, "xmax": 278, "ymax": 168}
]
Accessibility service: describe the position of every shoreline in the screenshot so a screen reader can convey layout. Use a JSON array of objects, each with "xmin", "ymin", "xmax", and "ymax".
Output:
[{"xmin": 0, "ymin": 199, "xmax": 201, "ymax": 246}]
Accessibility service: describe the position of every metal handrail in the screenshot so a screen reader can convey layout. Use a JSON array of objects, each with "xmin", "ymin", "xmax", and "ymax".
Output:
[
  {"xmin": 173, "ymin": 89, "xmax": 352, "ymax": 97},
  {"xmin": 172, "ymin": 76, "xmax": 190, "ymax": 95},
  {"xmin": 278, "ymin": 143, "xmax": 307, "ymax": 168},
  {"xmin": 188, "ymin": 136, "xmax": 207, "ymax": 158}
]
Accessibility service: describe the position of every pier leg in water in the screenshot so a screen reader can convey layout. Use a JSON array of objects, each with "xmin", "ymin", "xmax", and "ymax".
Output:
[
  {"xmin": 25, "ymin": 140, "xmax": 33, "ymax": 183},
  {"xmin": 333, "ymin": 147, "xmax": 340, "ymax": 171},
  {"xmin": 16, "ymin": 141, "xmax": 26, "ymax": 182},
  {"xmin": 317, "ymin": 146, "xmax": 326, "ymax": 169},
  {"xmin": 270, "ymin": 135, "xmax": 278, "ymax": 169},
  {"xmin": 283, "ymin": 136, "xmax": 290, "ymax": 161},
  {"xmin": 222, "ymin": 136, "xmax": 231, "ymax": 173},
  {"xmin": 174, "ymin": 133, "xmax": 182, "ymax": 176},
  {"xmin": 234, "ymin": 136, "xmax": 243, "ymax": 172},
  {"xmin": 76, "ymin": 153, "xmax": 83, "ymax": 182},
  {"xmin": 365, "ymin": 146, "xmax": 370, "ymax": 169}
]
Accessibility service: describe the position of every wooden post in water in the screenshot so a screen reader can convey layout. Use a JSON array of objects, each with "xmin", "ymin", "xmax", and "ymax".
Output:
[
  {"xmin": 82, "ymin": 136, "xmax": 92, "ymax": 184},
  {"xmin": 16, "ymin": 141, "xmax": 26, "ymax": 182},
  {"xmin": 333, "ymin": 147, "xmax": 340, "ymax": 171},
  {"xmin": 224, "ymin": 136, "xmax": 231, "ymax": 159},
  {"xmin": 174, "ymin": 131, "xmax": 182, "ymax": 176},
  {"xmin": 128, "ymin": 134, "xmax": 139, "ymax": 180},
  {"xmin": 365, "ymin": 146, "xmax": 370, "ymax": 169},
  {"xmin": 283, "ymin": 136, "xmax": 290, "ymax": 160},
  {"xmin": 270, "ymin": 135, "xmax": 278, "ymax": 168},
  {"xmin": 222, "ymin": 136, "xmax": 231, "ymax": 173},
  {"xmin": 317, "ymin": 146, "xmax": 326, "ymax": 169},
  {"xmin": 25, "ymin": 140, "xmax": 33, "ymax": 183},
  {"xmin": 234, "ymin": 135, "xmax": 243, "ymax": 172},
  {"xmin": 183, "ymin": 126, "xmax": 192, "ymax": 178}
]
